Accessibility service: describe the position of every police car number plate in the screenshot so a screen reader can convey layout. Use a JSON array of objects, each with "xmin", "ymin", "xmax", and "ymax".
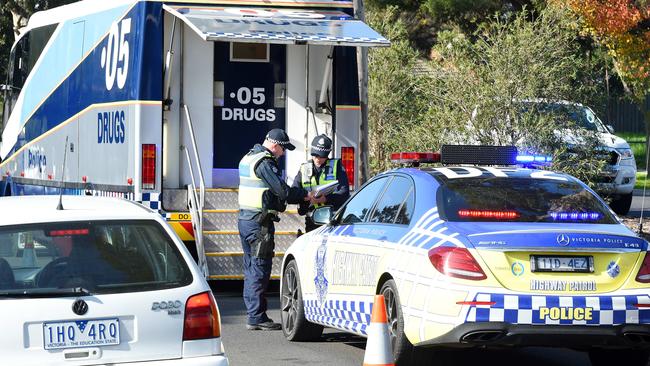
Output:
[
  {"xmin": 530, "ymin": 255, "xmax": 593, "ymax": 273},
  {"xmin": 43, "ymin": 318, "xmax": 120, "ymax": 350}
]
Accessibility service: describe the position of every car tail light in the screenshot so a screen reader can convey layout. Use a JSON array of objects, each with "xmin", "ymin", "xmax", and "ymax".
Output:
[
  {"xmin": 183, "ymin": 292, "xmax": 221, "ymax": 340},
  {"xmin": 636, "ymin": 253, "xmax": 650, "ymax": 283},
  {"xmin": 428, "ymin": 247, "xmax": 487, "ymax": 280},
  {"xmin": 142, "ymin": 144, "xmax": 156, "ymax": 190},
  {"xmin": 341, "ymin": 146, "xmax": 355, "ymax": 189}
]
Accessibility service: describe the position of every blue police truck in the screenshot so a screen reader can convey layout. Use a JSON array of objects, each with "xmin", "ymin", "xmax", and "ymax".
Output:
[{"xmin": 0, "ymin": 0, "xmax": 389, "ymax": 279}]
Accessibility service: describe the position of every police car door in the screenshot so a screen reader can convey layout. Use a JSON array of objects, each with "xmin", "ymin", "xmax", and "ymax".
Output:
[
  {"xmin": 313, "ymin": 175, "xmax": 415, "ymax": 333},
  {"xmin": 213, "ymin": 42, "xmax": 285, "ymax": 187}
]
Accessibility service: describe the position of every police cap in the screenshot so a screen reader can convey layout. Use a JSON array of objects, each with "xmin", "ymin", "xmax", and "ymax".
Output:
[
  {"xmin": 311, "ymin": 134, "xmax": 332, "ymax": 158},
  {"xmin": 265, "ymin": 128, "xmax": 295, "ymax": 151}
]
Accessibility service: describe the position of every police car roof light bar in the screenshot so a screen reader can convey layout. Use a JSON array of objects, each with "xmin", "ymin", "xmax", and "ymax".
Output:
[
  {"xmin": 440, "ymin": 145, "xmax": 518, "ymax": 166},
  {"xmin": 516, "ymin": 154, "xmax": 553, "ymax": 164},
  {"xmin": 390, "ymin": 152, "xmax": 441, "ymax": 165}
]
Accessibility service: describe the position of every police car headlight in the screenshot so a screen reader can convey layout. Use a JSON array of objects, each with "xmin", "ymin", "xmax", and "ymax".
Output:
[{"xmin": 616, "ymin": 148, "xmax": 634, "ymax": 160}]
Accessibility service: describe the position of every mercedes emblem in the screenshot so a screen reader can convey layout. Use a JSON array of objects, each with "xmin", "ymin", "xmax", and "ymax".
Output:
[
  {"xmin": 72, "ymin": 299, "xmax": 88, "ymax": 316},
  {"xmin": 556, "ymin": 234, "xmax": 570, "ymax": 246}
]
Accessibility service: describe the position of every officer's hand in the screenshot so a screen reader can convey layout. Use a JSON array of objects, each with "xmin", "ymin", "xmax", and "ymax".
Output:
[
  {"xmin": 305, "ymin": 191, "xmax": 315, "ymax": 201},
  {"xmin": 311, "ymin": 195, "xmax": 327, "ymax": 205}
]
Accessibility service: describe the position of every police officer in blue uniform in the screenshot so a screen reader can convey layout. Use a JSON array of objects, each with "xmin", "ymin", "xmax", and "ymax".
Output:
[
  {"xmin": 238, "ymin": 128, "xmax": 311, "ymax": 330},
  {"xmin": 292, "ymin": 134, "xmax": 350, "ymax": 232}
]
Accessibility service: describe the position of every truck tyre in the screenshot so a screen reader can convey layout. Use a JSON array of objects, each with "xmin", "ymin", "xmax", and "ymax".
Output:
[
  {"xmin": 609, "ymin": 193, "xmax": 632, "ymax": 215},
  {"xmin": 281, "ymin": 260, "xmax": 323, "ymax": 341}
]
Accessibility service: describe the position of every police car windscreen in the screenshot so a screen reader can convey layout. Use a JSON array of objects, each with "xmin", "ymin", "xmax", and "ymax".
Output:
[
  {"xmin": 438, "ymin": 177, "xmax": 617, "ymax": 223},
  {"xmin": 0, "ymin": 220, "xmax": 193, "ymax": 295}
]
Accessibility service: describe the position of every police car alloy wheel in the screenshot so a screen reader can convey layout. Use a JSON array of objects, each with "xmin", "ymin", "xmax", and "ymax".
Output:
[
  {"xmin": 380, "ymin": 280, "xmax": 413, "ymax": 365},
  {"xmin": 281, "ymin": 260, "xmax": 324, "ymax": 341}
]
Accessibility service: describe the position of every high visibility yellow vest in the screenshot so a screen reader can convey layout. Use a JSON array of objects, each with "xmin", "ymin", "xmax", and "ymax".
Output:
[
  {"xmin": 301, "ymin": 159, "xmax": 339, "ymax": 208},
  {"xmin": 238, "ymin": 150, "xmax": 273, "ymax": 212}
]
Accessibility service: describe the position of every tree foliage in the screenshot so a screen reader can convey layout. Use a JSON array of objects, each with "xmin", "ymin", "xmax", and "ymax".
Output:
[
  {"xmin": 367, "ymin": 5, "xmax": 609, "ymax": 185},
  {"xmin": 560, "ymin": 0, "xmax": 650, "ymax": 132},
  {"xmin": 366, "ymin": 7, "xmax": 438, "ymax": 173}
]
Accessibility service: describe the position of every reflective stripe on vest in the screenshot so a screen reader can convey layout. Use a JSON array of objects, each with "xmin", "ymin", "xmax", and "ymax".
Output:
[
  {"xmin": 238, "ymin": 151, "xmax": 273, "ymax": 212},
  {"xmin": 301, "ymin": 159, "xmax": 339, "ymax": 208}
]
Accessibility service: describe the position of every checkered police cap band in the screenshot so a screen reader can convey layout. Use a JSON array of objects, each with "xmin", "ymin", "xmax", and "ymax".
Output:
[
  {"xmin": 312, "ymin": 144, "xmax": 332, "ymax": 152},
  {"xmin": 266, "ymin": 137, "xmax": 291, "ymax": 147}
]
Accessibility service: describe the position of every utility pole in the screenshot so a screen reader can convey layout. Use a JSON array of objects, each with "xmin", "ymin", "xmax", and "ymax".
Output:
[{"xmin": 353, "ymin": 0, "xmax": 369, "ymax": 187}]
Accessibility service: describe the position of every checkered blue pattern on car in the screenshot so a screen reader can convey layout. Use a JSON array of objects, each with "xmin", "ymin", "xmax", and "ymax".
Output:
[
  {"xmin": 139, "ymin": 192, "xmax": 160, "ymax": 211},
  {"xmin": 303, "ymin": 299, "xmax": 372, "ymax": 335},
  {"xmin": 465, "ymin": 293, "xmax": 650, "ymax": 325},
  {"xmin": 206, "ymin": 31, "xmax": 388, "ymax": 45}
]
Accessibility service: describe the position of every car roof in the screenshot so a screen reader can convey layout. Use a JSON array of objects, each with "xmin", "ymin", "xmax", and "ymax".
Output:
[
  {"xmin": 385, "ymin": 166, "xmax": 574, "ymax": 182},
  {"xmin": 0, "ymin": 196, "xmax": 157, "ymax": 226}
]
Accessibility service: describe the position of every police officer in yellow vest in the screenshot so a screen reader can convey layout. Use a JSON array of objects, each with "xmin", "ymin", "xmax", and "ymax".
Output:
[
  {"xmin": 292, "ymin": 134, "xmax": 350, "ymax": 232},
  {"xmin": 238, "ymin": 128, "xmax": 311, "ymax": 330}
]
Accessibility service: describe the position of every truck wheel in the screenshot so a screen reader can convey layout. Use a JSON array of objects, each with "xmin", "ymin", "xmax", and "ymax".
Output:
[
  {"xmin": 380, "ymin": 279, "xmax": 414, "ymax": 365},
  {"xmin": 609, "ymin": 193, "xmax": 633, "ymax": 215},
  {"xmin": 281, "ymin": 260, "xmax": 323, "ymax": 341}
]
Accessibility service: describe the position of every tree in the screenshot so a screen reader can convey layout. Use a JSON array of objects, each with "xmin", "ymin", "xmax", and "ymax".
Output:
[
  {"xmin": 366, "ymin": 7, "xmax": 437, "ymax": 173},
  {"xmin": 561, "ymin": 0, "xmax": 650, "ymax": 160},
  {"xmin": 366, "ymin": 5, "xmax": 609, "ymax": 184},
  {"xmin": 426, "ymin": 6, "xmax": 608, "ymax": 185}
]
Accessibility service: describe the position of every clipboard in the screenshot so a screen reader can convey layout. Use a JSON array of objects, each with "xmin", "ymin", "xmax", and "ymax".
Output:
[{"xmin": 313, "ymin": 181, "xmax": 338, "ymax": 197}]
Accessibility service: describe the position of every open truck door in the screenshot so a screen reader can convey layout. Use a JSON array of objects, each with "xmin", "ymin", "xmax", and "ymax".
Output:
[{"xmin": 161, "ymin": 3, "xmax": 389, "ymax": 280}]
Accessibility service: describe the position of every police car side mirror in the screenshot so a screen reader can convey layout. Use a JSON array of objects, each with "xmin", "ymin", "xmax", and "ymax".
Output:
[
  {"xmin": 312, "ymin": 206, "xmax": 333, "ymax": 226},
  {"xmin": 606, "ymin": 124, "xmax": 615, "ymax": 134}
]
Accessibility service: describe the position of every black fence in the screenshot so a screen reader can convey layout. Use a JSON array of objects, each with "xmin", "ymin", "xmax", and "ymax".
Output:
[{"xmin": 606, "ymin": 96, "xmax": 650, "ymax": 133}]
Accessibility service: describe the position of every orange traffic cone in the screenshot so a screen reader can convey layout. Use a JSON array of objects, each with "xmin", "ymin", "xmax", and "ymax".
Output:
[{"xmin": 363, "ymin": 295, "xmax": 395, "ymax": 366}]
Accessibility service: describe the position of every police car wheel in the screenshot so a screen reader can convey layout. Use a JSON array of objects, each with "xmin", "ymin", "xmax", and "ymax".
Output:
[
  {"xmin": 281, "ymin": 260, "xmax": 324, "ymax": 341},
  {"xmin": 588, "ymin": 349, "xmax": 649, "ymax": 366},
  {"xmin": 380, "ymin": 279, "xmax": 414, "ymax": 364}
]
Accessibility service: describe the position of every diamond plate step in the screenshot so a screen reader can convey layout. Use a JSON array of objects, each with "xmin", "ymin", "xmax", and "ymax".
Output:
[
  {"xmin": 206, "ymin": 253, "xmax": 283, "ymax": 280},
  {"xmin": 165, "ymin": 187, "xmax": 305, "ymax": 279},
  {"xmin": 203, "ymin": 231, "xmax": 298, "ymax": 253},
  {"xmin": 203, "ymin": 209, "xmax": 304, "ymax": 231}
]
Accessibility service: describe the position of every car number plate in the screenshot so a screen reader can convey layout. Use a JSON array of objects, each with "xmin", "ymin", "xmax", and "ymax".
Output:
[
  {"xmin": 530, "ymin": 255, "xmax": 593, "ymax": 273},
  {"xmin": 43, "ymin": 318, "xmax": 120, "ymax": 350}
]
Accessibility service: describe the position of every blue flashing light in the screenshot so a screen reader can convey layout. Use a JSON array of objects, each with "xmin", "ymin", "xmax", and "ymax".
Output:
[
  {"xmin": 516, "ymin": 155, "xmax": 535, "ymax": 162},
  {"xmin": 550, "ymin": 212, "xmax": 601, "ymax": 221},
  {"xmin": 516, "ymin": 154, "xmax": 552, "ymax": 165}
]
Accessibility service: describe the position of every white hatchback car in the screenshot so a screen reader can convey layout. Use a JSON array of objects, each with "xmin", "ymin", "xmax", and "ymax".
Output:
[{"xmin": 0, "ymin": 196, "xmax": 228, "ymax": 366}]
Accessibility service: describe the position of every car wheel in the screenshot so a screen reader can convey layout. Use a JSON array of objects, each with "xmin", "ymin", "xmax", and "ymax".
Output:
[
  {"xmin": 609, "ymin": 193, "xmax": 633, "ymax": 215},
  {"xmin": 380, "ymin": 279, "xmax": 414, "ymax": 365},
  {"xmin": 281, "ymin": 260, "xmax": 323, "ymax": 341},
  {"xmin": 588, "ymin": 349, "xmax": 649, "ymax": 366}
]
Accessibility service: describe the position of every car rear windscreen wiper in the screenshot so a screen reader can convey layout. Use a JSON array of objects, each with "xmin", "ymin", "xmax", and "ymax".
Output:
[{"xmin": 0, "ymin": 287, "xmax": 93, "ymax": 298}]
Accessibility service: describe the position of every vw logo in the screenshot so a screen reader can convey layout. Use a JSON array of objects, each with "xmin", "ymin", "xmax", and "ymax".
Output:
[
  {"xmin": 556, "ymin": 234, "xmax": 570, "ymax": 246},
  {"xmin": 72, "ymin": 299, "xmax": 88, "ymax": 316}
]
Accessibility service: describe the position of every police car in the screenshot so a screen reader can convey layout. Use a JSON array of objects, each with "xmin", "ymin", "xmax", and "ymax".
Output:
[
  {"xmin": 0, "ymin": 196, "xmax": 228, "ymax": 366},
  {"xmin": 280, "ymin": 146, "xmax": 650, "ymax": 366}
]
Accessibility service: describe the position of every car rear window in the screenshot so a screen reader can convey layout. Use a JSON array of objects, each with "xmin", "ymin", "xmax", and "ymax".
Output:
[
  {"xmin": 0, "ymin": 220, "xmax": 193, "ymax": 295},
  {"xmin": 438, "ymin": 177, "xmax": 617, "ymax": 224}
]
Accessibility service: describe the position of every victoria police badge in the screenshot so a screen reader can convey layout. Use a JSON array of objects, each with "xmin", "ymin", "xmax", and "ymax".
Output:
[{"xmin": 314, "ymin": 237, "xmax": 329, "ymax": 307}]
